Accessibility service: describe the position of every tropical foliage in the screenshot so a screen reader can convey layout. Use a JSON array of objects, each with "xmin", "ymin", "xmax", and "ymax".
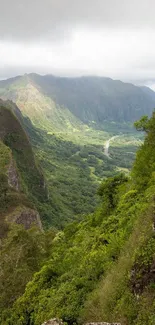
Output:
[{"xmin": 1, "ymin": 96, "xmax": 155, "ymax": 325}]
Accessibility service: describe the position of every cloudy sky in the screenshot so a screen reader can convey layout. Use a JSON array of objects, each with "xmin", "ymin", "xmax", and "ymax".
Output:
[{"xmin": 1, "ymin": 0, "xmax": 155, "ymax": 86}]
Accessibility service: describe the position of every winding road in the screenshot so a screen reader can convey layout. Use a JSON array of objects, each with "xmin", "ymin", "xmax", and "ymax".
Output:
[{"xmin": 104, "ymin": 136, "xmax": 119, "ymax": 158}]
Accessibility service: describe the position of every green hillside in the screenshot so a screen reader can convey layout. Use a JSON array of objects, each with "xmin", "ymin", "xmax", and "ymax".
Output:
[
  {"xmin": 0, "ymin": 100, "xmax": 101, "ymax": 228},
  {"xmin": 0, "ymin": 103, "xmax": 48, "ymax": 201},
  {"xmin": 30, "ymin": 126, "xmax": 142, "ymax": 227},
  {"xmin": 0, "ymin": 73, "xmax": 155, "ymax": 133},
  {"xmin": 1, "ymin": 112, "xmax": 155, "ymax": 325},
  {"xmin": 0, "ymin": 74, "xmax": 87, "ymax": 134},
  {"xmin": 0, "ymin": 75, "xmax": 150, "ymax": 229},
  {"xmin": 0, "ymin": 101, "xmax": 57, "ymax": 314},
  {"xmin": 0, "ymin": 101, "xmax": 50, "ymax": 234},
  {"xmin": 24, "ymin": 74, "xmax": 155, "ymax": 125}
]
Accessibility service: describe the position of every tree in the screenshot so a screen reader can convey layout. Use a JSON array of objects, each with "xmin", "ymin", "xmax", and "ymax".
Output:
[
  {"xmin": 133, "ymin": 111, "xmax": 155, "ymax": 189},
  {"xmin": 134, "ymin": 115, "xmax": 149, "ymax": 132},
  {"xmin": 97, "ymin": 173, "xmax": 128, "ymax": 215}
]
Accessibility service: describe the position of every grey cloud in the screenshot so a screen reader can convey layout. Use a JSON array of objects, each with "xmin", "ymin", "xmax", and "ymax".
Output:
[
  {"xmin": 1, "ymin": 0, "xmax": 155, "ymax": 42},
  {"xmin": 1, "ymin": 0, "xmax": 155, "ymax": 84}
]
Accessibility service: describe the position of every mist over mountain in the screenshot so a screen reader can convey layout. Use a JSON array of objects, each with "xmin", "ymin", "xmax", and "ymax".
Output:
[
  {"xmin": 31, "ymin": 74, "xmax": 155, "ymax": 124},
  {"xmin": 0, "ymin": 73, "xmax": 155, "ymax": 131}
]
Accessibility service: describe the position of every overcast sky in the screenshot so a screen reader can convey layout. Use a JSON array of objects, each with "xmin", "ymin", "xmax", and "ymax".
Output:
[{"xmin": 1, "ymin": 0, "xmax": 155, "ymax": 87}]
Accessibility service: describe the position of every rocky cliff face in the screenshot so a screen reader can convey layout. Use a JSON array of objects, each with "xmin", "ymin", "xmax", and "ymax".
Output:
[
  {"xmin": 6, "ymin": 155, "xmax": 43, "ymax": 230},
  {"xmin": 7, "ymin": 156, "xmax": 20, "ymax": 191},
  {"xmin": 7, "ymin": 207, "xmax": 43, "ymax": 230},
  {"xmin": 0, "ymin": 101, "xmax": 44, "ymax": 234}
]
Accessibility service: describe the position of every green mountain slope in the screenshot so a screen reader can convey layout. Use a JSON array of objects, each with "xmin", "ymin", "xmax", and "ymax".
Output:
[
  {"xmin": 0, "ymin": 101, "xmax": 47, "ymax": 201},
  {"xmin": 0, "ymin": 74, "xmax": 146, "ymax": 228},
  {"xmin": 0, "ymin": 74, "xmax": 87, "ymax": 133},
  {"xmin": 26, "ymin": 74, "xmax": 155, "ymax": 125},
  {"xmin": 0, "ymin": 100, "xmax": 118, "ymax": 229},
  {"xmin": 0, "ymin": 100, "xmax": 57, "ymax": 314},
  {"xmin": 0, "ymin": 74, "xmax": 155, "ymax": 132},
  {"xmin": 3, "ymin": 112, "xmax": 155, "ymax": 325},
  {"xmin": 0, "ymin": 74, "xmax": 150, "ymax": 229},
  {"xmin": 0, "ymin": 100, "xmax": 50, "ymax": 234}
]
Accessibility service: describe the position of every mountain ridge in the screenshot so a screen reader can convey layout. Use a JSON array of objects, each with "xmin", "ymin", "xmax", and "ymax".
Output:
[
  {"xmin": 0, "ymin": 101, "xmax": 46, "ymax": 237},
  {"xmin": 0, "ymin": 74, "xmax": 155, "ymax": 133}
]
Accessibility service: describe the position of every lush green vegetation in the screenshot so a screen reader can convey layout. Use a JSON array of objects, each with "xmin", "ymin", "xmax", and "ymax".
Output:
[
  {"xmin": 0, "ymin": 99, "xmax": 141, "ymax": 230},
  {"xmin": 32, "ymin": 128, "xmax": 142, "ymax": 227},
  {"xmin": 0, "ymin": 73, "xmax": 155, "ymax": 132},
  {"xmin": 0, "ymin": 74, "xmax": 150, "ymax": 229},
  {"xmin": 1, "ymin": 92, "xmax": 155, "ymax": 325},
  {"xmin": 19, "ymin": 74, "xmax": 155, "ymax": 124},
  {"xmin": 0, "ymin": 224, "xmax": 55, "ymax": 313},
  {"xmin": 1, "ymin": 94, "xmax": 138, "ymax": 229},
  {"xmin": 0, "ymin": 105, "xmax": 47, "ymax": 201},
  {"xmin": 1, "ymin": 112, "xmax": 155, "ymax": 325},
  {"xmin": 0, "ymin": 106, "xmax": 44, "ymax": 238}
]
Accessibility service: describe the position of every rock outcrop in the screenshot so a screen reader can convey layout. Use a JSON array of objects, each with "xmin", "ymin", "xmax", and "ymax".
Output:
[
  {"xmin": 42, "ymin": 319, "xmax": 64, "ymax": 325},
  {"xmin": 7, "ymin": 207, "xmax": 43, "ymax": 231},
  {"xmin": 7, "ymin": 156, "xmax": 20, "ymax": 191}
]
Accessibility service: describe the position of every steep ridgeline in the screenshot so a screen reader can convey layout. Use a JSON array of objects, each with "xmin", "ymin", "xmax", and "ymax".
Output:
[
  {"xmin": 3, "ymin": 112, "xmax": 155, "ymax": 325},
  {"xmin": 0, "ymin": 101, "xmax": 59, "ymax": 319},
  {"xmin": 0, "ymin": 98, "xmax": 39, "ymax": 138},
  {"xmin": 0, "ymin": 74, "xmax": 155, "ymax": 131},
  {"xmin": 0, "ymin": 101, "xmax": 48, "ymax": 200},
  {"xmin": 0, "ymin": 75, "xmax": 85, "ymax": 133},
  {"xmin": 0, "ymin": 100, "xmax": 48, "ymax": 237},
  {"xmin": 30, "ymin": 74, "xmax": 155, "ymax": 125}
]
